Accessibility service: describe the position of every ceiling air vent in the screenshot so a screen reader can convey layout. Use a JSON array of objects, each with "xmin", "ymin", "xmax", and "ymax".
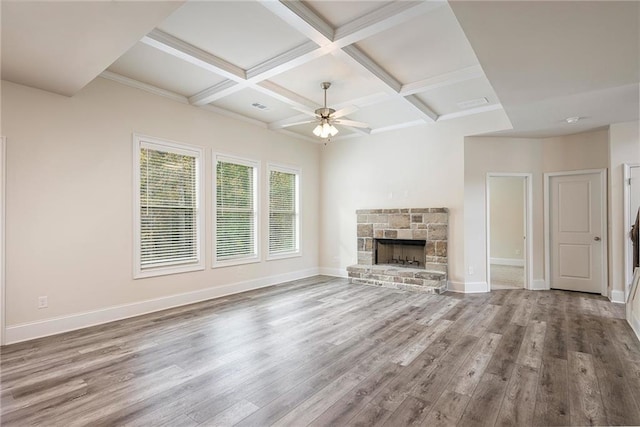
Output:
[
  {"xmin": 457, "ymin": 97, "xmax": 488, "ymax": 110},
  {"xmin": 251, "ymin": 102, "xmax": 269, "ymax": 111}
]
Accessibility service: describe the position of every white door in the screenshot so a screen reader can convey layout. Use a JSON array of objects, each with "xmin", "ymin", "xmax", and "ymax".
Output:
[{"xmin": 549, "ymin": 172, "xmax": 605, "ymax": 294}]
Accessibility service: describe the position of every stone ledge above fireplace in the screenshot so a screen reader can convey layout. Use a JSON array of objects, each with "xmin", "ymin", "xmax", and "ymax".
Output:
[{"xmin": 348, "ymin": 207, "xmax": 448, "ymax": 294}]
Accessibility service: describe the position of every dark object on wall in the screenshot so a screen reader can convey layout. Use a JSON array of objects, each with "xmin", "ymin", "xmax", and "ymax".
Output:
[{"xmin": 632, "ymin": 208, "xmax": 639, "ymax": 270}]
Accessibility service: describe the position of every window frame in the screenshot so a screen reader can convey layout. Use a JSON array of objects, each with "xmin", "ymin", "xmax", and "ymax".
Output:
[
  {"xmin": 133, "ymin": 134, "xmax": 205, "ymax": 279},
  {"xmin": 213, "ymin": 152, "xmax": 260, "ymax": 268},
  {"xmin": 267, "ymin": 163, "xmax": 301, "ymax": 260}
]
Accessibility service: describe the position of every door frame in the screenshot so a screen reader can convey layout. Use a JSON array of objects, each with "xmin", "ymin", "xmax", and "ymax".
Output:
[
  {"xmin": 0, "ymin": 137, "xmax": 5, "ymax": 345},
  {"xmin": 624, "ymin": 163, "xmax": 640, "ymax": 300},
  {"xmin": 486, "ymin": 173, "xmax": 533, "ymax": 291},
  {"xmin": 544, "ymin": 169, "xmax": 608, "ymax": 295}
]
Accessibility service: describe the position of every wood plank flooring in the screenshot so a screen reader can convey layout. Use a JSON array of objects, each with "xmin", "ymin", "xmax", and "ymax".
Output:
[{"xmin": 2, "ymin": 275, "xmax": 640, "ymax": 426}]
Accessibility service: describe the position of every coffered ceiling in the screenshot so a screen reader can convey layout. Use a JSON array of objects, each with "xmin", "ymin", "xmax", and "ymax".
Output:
[{"xmin": 2, "ymin": 1, "xmax": 638, "ymax": 141}]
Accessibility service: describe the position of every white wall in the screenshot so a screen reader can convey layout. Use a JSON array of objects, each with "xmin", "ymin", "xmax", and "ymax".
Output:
[
  {"xmin": 489, "ymin": 176, "xmax": 524, "ymax": 262},
  {"xmin": 319, "ymin": 110, "xmax": 512, "ymax": 284},
  {"xmin": 465, "ymin": 129, "xmax": 609, "ymax": 291},
  {"xmin": 608, "ymin": 121, "xmax": 640, "ymax": 302},
  {"xmin": 1, "ymin": 78, "xmax": 321, "ymax": 340}
]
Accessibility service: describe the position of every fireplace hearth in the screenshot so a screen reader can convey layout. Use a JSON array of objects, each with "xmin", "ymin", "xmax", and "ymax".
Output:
[{"xmin": 347, "ymin": 208, "xmax": 448, "ymax": 294}]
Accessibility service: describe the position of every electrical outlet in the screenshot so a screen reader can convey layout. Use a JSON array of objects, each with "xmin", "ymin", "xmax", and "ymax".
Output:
[
  {"xmin": 468, "ymin": 266, "xmax": 474, "ymax": 275},
  {"xmin": 515, "ymin": 249, "xmax": 521, "ymax": 255},
  {"xmin": 38, "ymin": 296, "xmax": 48, "ymax": 309}
]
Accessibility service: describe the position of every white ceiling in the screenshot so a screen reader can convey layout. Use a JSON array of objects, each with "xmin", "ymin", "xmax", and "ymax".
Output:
[
  {"xmin": 450, "ymin": 0, "xmax": 639, "ymax": 137},
  {"xmin": 0, "ymin": 1, "xmax": 183, "ymax": 96},
  {"xmin": 2, "ymin": 1, "xmax": 638, "ymax": 140}
]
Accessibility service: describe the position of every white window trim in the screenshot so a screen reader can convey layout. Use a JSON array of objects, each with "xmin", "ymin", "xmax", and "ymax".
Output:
[
  {"xmin": 133, "ymin": 133, "xmax": 205, "ymax": 279},
  {"xmin": 213, "ymin": 152, "xmax": 260, "ymax": 268},
  {"xmin": 267, "ymin": 163, "xmax": 301, "ymax": 261}
]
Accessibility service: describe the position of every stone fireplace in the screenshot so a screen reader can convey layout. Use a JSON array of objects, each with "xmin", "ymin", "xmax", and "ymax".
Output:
[{"xmin": 347, "ymin": 208, "xmax": 448, "ymax": 293}]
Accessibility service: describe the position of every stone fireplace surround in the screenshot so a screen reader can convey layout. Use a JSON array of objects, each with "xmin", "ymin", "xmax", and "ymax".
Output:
[{"xmin": 347, "ymin": 208, "xmax": 448, "ymax": 294}]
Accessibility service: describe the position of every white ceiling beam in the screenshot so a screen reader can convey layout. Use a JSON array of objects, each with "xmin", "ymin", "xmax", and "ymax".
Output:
[
  {"xmin": 268, "ymin": 113, "xmax": 312, "ymax": 130},
  {"xmin": 258, "ymin": 0, "xmax": 334, "ymax": 46},
  {"xmin": 404, "ymin": 95, "xmax": 439, "ymax": 122},
  {"xmin": 246, "ymin": 40, "xmax": 323, "ymax": 81},
  {"xmin": 437, "ymin": 103, "xmax": 504, "ymax": 121},
  {"xmin": 370, "ymin": 120, "xmax": 426, "ymax": 135},
  {"xmin": 142, "ymin": 29, "xmax": 246, "ymax": 82},
  {"xmin": 189, "ymin": 80, "xmax": 243, "ymax": 106},
  {"xmin": 400, "ymin": 65, "xmax": 485, "ymax": 96},
  {"xmin": 334, "ymin": 1, "xmax": 445, "ymax": 47},
  {"xmin": 256, "ymin": 80, "xmax": 319, "ymax": 111},
  {"xmin": 337, "ymin": 46, "xmax": 438, "ymax": 122},
  {"xmin": 339, "ymin": 45, "xmax": 402, "ymax": 93}
]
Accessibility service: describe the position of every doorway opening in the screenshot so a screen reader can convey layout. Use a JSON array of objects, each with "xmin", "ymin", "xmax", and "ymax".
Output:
[
  {"xmin": 624, "ymin": 164, "xmax": 640, "ymax": 299},
  {"xmin": 486, "ymin": 173, "xmax": 532, "ymax": 291}
]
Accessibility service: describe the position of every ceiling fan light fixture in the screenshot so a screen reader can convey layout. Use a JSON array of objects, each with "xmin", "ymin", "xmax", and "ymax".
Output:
[{"xmin": 314, "ymin": 120, "xmax": 338, "ymax": 139}]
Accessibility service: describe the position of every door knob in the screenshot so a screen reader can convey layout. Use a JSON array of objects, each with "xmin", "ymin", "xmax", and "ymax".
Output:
[{"xmin": 594, "ymin": 236, "xmax": 601, "ymax": 241}]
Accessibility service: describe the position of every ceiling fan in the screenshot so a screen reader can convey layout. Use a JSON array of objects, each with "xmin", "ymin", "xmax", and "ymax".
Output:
[{"xmin": 280, "ymin": 82, "xmax": 370, "ymax": 139}]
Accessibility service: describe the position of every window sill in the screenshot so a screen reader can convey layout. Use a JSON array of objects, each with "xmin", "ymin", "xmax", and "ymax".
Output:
[
  {"xmin": 134, "ymin": 263, "xmax": 205, "ymax": 279},
  {"xmin": 266, "ymin": 251, "xmax": 302, "ymax": 261},
  {"xmin": 213, "ymin": 256, "xmax": 261, "ymax": 269}
]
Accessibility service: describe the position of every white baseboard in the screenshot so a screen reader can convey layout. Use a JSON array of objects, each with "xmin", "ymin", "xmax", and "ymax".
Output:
[
  {"xmin": 5, "ymin": 268, "xmax": 320, "ymax": 345},
  {"xmin": 630, "ymin": 312, "xmax": 640, "ymax": 343},
  {"xmin": 531, "ymin": 279, "xmax": 548, "ymax": 290},
  {"xmin": 490, "ymin": 257, "xmax": 524, "ymax": 267},
  {"xmin": 447, "ymin": 281, "xmax": 488, "ymax": 293},
  {"xmin": 465, "ymin": 281, "xmax": 490, "ymax": 293},
  {"xmin": 447, "ymin": 281, "xmax": 465, "ymax": 293},
  {"xmin": 319, "ymin": 267, "xmax": 348, "ymax": 277},
  {"xmin": 610, "ymin": 289, "xmax": 626, "ymax": 304}
]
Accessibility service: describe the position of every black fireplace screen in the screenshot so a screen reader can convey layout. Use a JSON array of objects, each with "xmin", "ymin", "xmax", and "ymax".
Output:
[{"xmin": 374, "ymin": 239, "xmax": 425, "ymax": 268}]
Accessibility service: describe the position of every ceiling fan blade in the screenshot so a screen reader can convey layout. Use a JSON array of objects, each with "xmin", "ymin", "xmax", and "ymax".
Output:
[
  {"xmin": 333, "ymin": 119, "xmax": 370, "ymax": 129},
  {"xmin": 280, "ymin": 119, "xmax": 316, "ymax": 128},
  {"xmin": 332, "ymin": 105, "xmax": 359, "ymax": 119},
  {"xmin": 291, "ymin": 106, "xmax": 318, "ymax": 118}
]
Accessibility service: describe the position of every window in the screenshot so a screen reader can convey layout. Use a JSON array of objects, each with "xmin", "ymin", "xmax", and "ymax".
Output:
[
  {"xmin": 268, "ymin": 164, "xmax": 300, "ymax": 258},
  {"xmin": 214, "ymin": 154, "xmax": 259, "ymax": 266},
  {"xmin": 133, "ymin": 135, "xmax": 204, "ymax": 278}
]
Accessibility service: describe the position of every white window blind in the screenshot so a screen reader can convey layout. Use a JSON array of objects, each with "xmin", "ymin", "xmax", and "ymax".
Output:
[
  {"xmin": 269, "ymin": 166, "xmax": 299, "ymax": 256},
  {"xmin": 215, "ymin": 156, "xmax": 258, "ymax": 264},
  {"xmin": 134, "ymin": 135, "xmax": 203, "ymax": 278}
]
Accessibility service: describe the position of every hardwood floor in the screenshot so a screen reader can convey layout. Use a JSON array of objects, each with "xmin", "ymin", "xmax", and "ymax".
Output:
[{"xmin": 2, "ymin": 275, "xmax": 640, "ymax": 426}]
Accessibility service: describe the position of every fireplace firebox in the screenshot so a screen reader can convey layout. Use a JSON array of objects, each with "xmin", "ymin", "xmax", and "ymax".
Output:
[{"xmin": 374, "ymin": 239, "xmax": 426, "ymax": 268}]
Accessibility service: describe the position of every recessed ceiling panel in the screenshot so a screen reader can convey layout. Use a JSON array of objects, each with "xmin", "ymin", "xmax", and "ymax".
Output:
[
  {"xmin": 108, "ymin": 42, "xmax": 226, "ymax": 97},
  {"xmin": 416, "ymin": 77, "xmax": 500, "ymax": 116},
  {"xmin": 269, "ymin": 55, "xmax": 389, "ymax": 106},
  {"xmin": 210, "ymin": 88, "xmax": 300, "ymax": 123},
  {"xmin": 157, "ymin": 1, "xmax": 310, "ymax": 70},
  {"xmin": 355, "ymin": 3, "xmax": 479, "ymax": 84},
  {"xmin": 348, "ymin": 98, "xmax": 425, "ymax": 129},
  {"xmin": 304, "ymin": 1, "xmax": 393, "ymax": 28}
]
